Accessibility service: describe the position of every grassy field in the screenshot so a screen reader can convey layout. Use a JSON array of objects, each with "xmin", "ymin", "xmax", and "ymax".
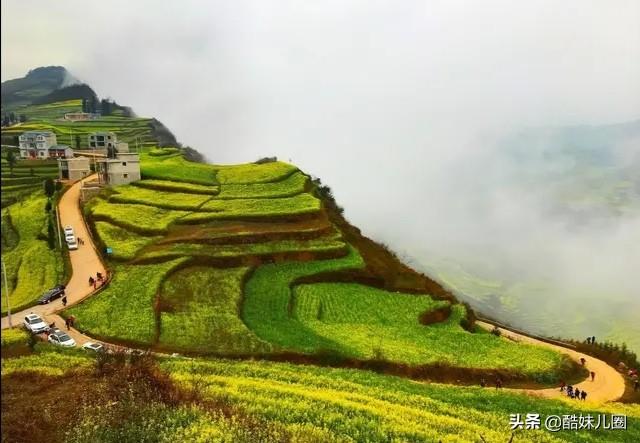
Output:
[
  {"xmin": 163, "ymin": 358, "xmax": 640, "ymax": 442},
  {"xmin": 217, "ymin": 171, "xmax": 308, "ymax": 198},
  {"xmin": 137, "ymin": 235, "xmax": 346, "ymax": 263},
  {"xmin": 293, "ymin": 284, "xmax": 565, "ymax": 377},
  {"xmin": 9, "ymin": 99, "xmax": 82, "ymax": 120},
  {"xmin": 94, "ymin": 221, "xmax": 159, "ymax": 261},
  {"xmin": 243, "ymin": 251, "xmax": 567, "ymax": 380},
  {"xmin": 183, "ymin": 193, "xmax": 321, "ymax": 221},
  {"xmin": 3, "ymin": 348, "xmax": 639, "ymax": 442},
  {"xmin": 132, "ymin": 179, "xmax": 219, "ymax": 195},
  {"xmin": 158, "ymin": 266, "xmax": 272, "ymax": 354},
  {"xmin": 88, "ymin": 199, "xmax": 189, "ymax": 234},
  {"xmin": 1, "ymin": 159, "xmax": 58, "ymax": 208},
  {"xmin": 1, "ymin": 193, "xmax": 65, "ymax": 314},
  {"xmin": 139, "ymin": 151, "xmax": 218, "ymax": 184},
  {"xmin": 214, "ymin": 162, "xmax": 299, "ymax": 184},
  {"xmin": 108, "ymin": 185, "xmax": 213, "ymax": 211},
  {"xmin": 68, "ymin": 259, "xmax": 187, "ymax": 345}
]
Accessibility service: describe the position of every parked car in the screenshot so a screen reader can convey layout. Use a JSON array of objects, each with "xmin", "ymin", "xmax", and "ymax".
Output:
[
  {"xmin": 48, "ymin": 331, "xmax": 76, "ymax": 347},
  {"xmin": 65, "ymin": 233, "xmax": 75, "ymax": 243},
  {"xmin": 64, "ymin": 226, "xmax": 74, "ymax": 237},
  {"xmin": 82, "ymin": 342, "xmax": 105, "ymax": 353},
  {"xmin": 67, "ymin": 237, "xmax": 78, "ymax": 250},
  {"xmin": 23, "ymin": 313, "xmax": 49, "ymax": 334},
  {"xmin": 38, "ymin": 284, "xmax": 66, "ymax": 304}
]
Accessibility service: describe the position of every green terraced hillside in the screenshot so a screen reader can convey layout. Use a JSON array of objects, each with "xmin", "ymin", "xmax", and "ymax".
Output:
[{"xmin": 68, "ymin": 149, "xmax": 575, "ymax": 383}]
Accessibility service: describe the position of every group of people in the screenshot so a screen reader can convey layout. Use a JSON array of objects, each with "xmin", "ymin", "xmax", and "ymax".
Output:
[
  {"xmin": 88, "ymin": 271, "xmax": 107, "ymax": 290},
  {"xmin": 479, "ymin": 377, "xmax": 503, "ymax": 389},
  {"xmin": 560, "ymin": 383, "xmax": 588, "ymax": 401},
  {"xmin": 585, "ymin": 336, "xmax": 597, "ymax": 344}
]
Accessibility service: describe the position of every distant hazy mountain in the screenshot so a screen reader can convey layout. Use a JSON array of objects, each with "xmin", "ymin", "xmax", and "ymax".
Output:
[{"xmin": 1, "ymin": 66, "xmax": 96, "ymax": 110}]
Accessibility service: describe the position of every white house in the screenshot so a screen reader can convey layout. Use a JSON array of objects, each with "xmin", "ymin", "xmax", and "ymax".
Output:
[{"xmin": 18, "ymin": 131, "xmax": 58, "ymax": 159}]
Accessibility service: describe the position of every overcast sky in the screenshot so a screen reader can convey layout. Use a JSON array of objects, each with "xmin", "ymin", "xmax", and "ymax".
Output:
[{"xmin": 2, "ymin": 0, "xmax": 640, "ymax": 345}]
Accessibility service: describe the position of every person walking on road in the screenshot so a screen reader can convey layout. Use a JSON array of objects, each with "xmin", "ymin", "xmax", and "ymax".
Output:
[
  {"xmin": 580, "ymin": 357, "xmax": 586, "ymax": 366},
  {"xmin": 559, "ymin": 380, "xmax": 566, "ymax": 392},
  {"xmin": 590, "ymin": 371, "xmax": 596, "ymax": 382},
  {"xmin": 574, "ymin": 388, "xmax": 581, "ymax": 399},
  {"xmin": 65, "ymin": 317, "xmax": 71, "ymax": 330},
  {"xmin": 89, "ymin": 276, "xmax": 95, "ymax": 287},
  {"xmin": 580, "ymin": 391, "xmax": 587, "ymax": 401},
  {"xmin": 61, "ymin": 295, "xmax": 67, "ymax": 307}
]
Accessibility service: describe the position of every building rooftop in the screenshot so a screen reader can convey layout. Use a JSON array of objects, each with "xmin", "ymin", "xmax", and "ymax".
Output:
[
  {"xmin": 49, "ymin": 144, "xmax": 71, "ymax": 150},
  {"xmin": 21, "ymin": 130, "xmax": 55, "ymax": 136},
  {"xmin": 90, "ymin": 131, "xmax": 116, "ymax": 136}
]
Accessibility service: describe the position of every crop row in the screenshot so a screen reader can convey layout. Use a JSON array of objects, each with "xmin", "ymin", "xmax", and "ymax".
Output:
[
  {"xmin": 217, "ymin": 171, "xmax": 308, "ymax": 199},
  {"xmin": 2, "ymin": 349, "xmax": 638, "ymax": 442},
  {"xmin": 242, "ymin": 248, "xmax": 366, "ymax": 352},
  {"xmin": 139, "ymin": 152, "xmax": 218, "ymax": 185},
  {"xmin": 68, "ymin": 259, "xmax": 188, "ymax": 345},
  {"xmin": 88, "ymin": 200, "xmax": 189, "ymax": 235},
  {"xmin": 94, "ymin": 221, "xmax": 160, "ymax": 261},
  {"xmin": 183, "ymin": 193, "xmax": 321, "ymax": 221},
  {"xmin": 136, "ymin": 235, "xmax": 347, "ymax": 263},
  {"xmin": 108, "ymin": 185, "xmax": 213, "ymax": 211},
  {"xmin": 214, "ymin": 162, "xmax": 299, "ymax": 184},
  {"xmin": 158, "ymin": 266, "xmax": 272, "ymax": 354},
  {"xmin": 163, "ymin": 358, "xmax": 640, "ymax": 442},
  {"xmin": 132, "ymin": 179, "xmax": 219, "ymax": 195},
  {"xmin": 242, "ymin": 250, "xmax": 566, "ymax": 379}
]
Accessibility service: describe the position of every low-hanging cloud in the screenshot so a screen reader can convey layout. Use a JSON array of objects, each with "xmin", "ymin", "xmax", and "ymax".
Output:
[{"xmin": 2, "ymin": 0, "xmax": 639, "ymax": 348}]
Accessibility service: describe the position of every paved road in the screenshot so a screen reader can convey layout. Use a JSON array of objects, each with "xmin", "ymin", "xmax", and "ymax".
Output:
[
  {"xmin": 2, "ymin": 175, "xmax": 106, "ymax": 348},
  {"xmin": 477, "ymin": 321, "xmax": 626, "ymax": 404}
]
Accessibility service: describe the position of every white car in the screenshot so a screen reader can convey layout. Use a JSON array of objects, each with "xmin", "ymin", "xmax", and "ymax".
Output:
[
  {"xmin": 64, "ymin": 226, "xmax": 74, "ymax": 237},
  {"xmin": 67, "ymin": 237, "xmax": 78, "ymax": 250},
  {"xmin": 82, "ymin": 342, "xmax": 105, "ymax": 353},
  {"xmin": 65, "ymin": 233, "xmax": 75, "ymax": 243},
  {"xmin": 48, "ymin": 331, "xmax": 76, "ymax": 347},
  {"xmin": 23, "ymin": 313, "xmax": 49, "ymax": 334}
]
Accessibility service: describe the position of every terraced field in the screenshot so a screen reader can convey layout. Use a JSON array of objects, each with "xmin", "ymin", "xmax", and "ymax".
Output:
[
  {"xmin": 1, "ymin": 159, "xmax": 59, "ymax": 208},
  {"xmin": 66, "ymin": 151, "xmax": 576, "ymax": 382},
  {"xmin": 3, "ymin": 348, "xmax": 639, "ymax": 442},
  {"xmin": 7, "ymin": 99, "xmax": 82, "ymax": 120},
  {"xmin": 1, "ymin": 159, "xmax": 65, "ymax": 313},
  {"xmin": 1, "ymin": 111, "xmax": 157, "ymax": 148}
]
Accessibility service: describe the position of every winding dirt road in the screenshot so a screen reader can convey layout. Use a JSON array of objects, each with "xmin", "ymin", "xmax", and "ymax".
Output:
[
  {"xmin": 1, "ymin": 175, "xmax": 106, "ymax": 347},
  {"xmin": 0, "ymin": 177, "xmax": 627, "ymax": 404},
  {"xmin": 477, "ymin": 321, "xmax": 626, "ymax": 403}
]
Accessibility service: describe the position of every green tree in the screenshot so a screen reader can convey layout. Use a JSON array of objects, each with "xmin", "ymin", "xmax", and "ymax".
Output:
[
  {"xmin": 45, "ymin": 200, "xmax": 52, "ymax": 212},
  {"xmin": 6, "ymin": 150, "xmax": 17, "ymax": 175},
  {"xmin": 47, "ymin": 217, "xmax": 55, "ymax": 250},
  {"xmin": 44, "ymin": 178, "xmax": 55, "ymax": 198}
]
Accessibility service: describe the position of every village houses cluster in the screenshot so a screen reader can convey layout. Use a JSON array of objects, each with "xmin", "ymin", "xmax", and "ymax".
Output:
[{"xmin": 18, "ymin": 130, "xmax": 140, "ymax": 185}]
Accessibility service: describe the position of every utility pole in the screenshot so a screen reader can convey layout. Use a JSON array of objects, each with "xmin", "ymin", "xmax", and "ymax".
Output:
[{"xmin": 1, "ymin": 259, "xmax": 12, "ymax": 328}]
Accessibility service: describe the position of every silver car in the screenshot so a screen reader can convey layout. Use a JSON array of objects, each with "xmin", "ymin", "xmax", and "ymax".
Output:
[
  {"xmin": 23, "ymin": 313, "xmax": 49, "ymax": 334},
  {"xmin": 48, "ymin": 331, "xmax": 76, "ymax": 347}
]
